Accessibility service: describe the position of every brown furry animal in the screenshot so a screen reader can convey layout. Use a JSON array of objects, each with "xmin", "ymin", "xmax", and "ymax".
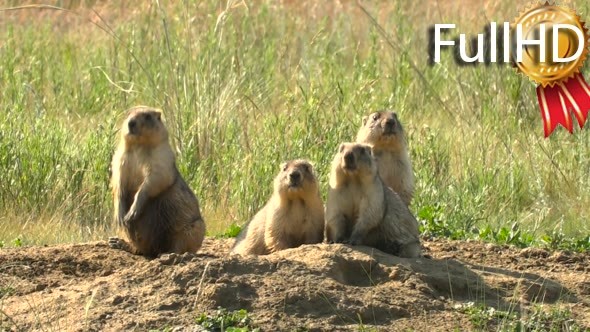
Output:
[
  {"xmin": 325, "ymin": 143, "xmax": 421, "ymax": 258},
  {"xmin": 356, "ymin": 110, "xmax": 414, "ymax": 206},
  {"xmin": 108, "ymin": 106, "xmax": 205, "ymax": 257},
  {"xmin": 231, "ymin": 159, "xmax": 325, "ymax": 255}
]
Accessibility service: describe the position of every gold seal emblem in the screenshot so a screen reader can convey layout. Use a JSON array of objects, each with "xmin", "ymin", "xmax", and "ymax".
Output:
[{"xmin": 513, "ymin": 2, "xmax": 589, "ymax": 87}]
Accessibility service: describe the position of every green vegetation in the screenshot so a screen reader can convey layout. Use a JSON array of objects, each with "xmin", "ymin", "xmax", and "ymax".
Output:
[
  {"xmin": 420, "ymin": 206, "xmax": 590, "ymax": 252},
  {"xmin": 0, "ymin": 1, "xmax": 589, "ymax": 248},
  {"xmin": 11, "ymin": 237, "xmax": 22, "ymax": 247},
  {"xmin": 0, "ymin": 286, "xmax": 14, "ymax": 299},
  {"xmin": 458, "ymin": 302, "xmax": 518, "ymax": 331},
  {"xmin": 217, "ymin": 223, "xmax": 243, "ymax": 239},
  {"xmin": 196, "ymin": 308, "xmax": 259, "ymax": 332},
  {"xmin": 457, "ymin": 302, "xmax": 584, "ymax": 331}
]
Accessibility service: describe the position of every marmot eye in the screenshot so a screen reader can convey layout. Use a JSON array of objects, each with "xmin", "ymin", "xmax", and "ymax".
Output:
[
  {"xmin": 372, "ymin": 113, "xmax": 380, "ymax": 121},
  {"xmin": 145, "ymin": 114, "xmax": 152, "ymax": 121}
]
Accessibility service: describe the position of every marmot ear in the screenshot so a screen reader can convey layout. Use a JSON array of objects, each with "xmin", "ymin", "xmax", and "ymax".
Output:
[
  {"xmin": 362, "ymin": 116, "xmax": 368, "ymax": 126},
  {"xmin": 338, "ymin": 143, "xmax": 345, "ymax": 153},
  {"xmin": 154, "ymin": 111, "xmax": 162, "ymax": 121},
  {"xmin": 280, "ymin": 162, "xmax": 288, "ymax": 171}
]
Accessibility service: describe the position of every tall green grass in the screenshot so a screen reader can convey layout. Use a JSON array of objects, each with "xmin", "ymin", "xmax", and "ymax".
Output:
[{"xmin": 0, "ymin": 1, "xmax": 589, "ymax": 247}]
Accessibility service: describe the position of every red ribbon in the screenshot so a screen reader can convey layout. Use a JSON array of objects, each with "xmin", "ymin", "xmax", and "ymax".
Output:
[{"xmin": 536, "ymin": 73, "xmax": 590, "ymax": 137}]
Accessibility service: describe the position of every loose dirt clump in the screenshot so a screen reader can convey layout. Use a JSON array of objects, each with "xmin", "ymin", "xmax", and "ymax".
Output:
[{"xmin": 0, "ymin": 238, "xmax": 588, "ymax": 331}]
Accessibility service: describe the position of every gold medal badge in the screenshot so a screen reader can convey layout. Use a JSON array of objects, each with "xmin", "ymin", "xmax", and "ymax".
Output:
[{"xmin": 514, "ymin": 2, "xmax": 590, "ymax": 137}]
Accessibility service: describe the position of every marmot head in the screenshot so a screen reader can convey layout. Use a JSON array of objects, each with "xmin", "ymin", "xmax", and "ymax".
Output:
[
  {"xmin": 274, "ymin": 159, "xmax": 319, "ymax": 199},
  {"xmin": 356, "ymin": 110, "xmax": 406, "ymax": 151},
  {"xmin": 122, "ymin": 106, "xmax": 168, "ymax": 147},
  {"xmin": 333, "ymin": 142, "xmax": 377, "ymax": 177}
]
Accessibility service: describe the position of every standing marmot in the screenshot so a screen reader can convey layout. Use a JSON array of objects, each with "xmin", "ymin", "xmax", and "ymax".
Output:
[
  {"xmin": 231, "ymin": 159, "xmax": 325, "ymax": 255},
  {"xmin": 356, "ymin": 110, "xmax": 414, "ymax": 206},
  {"xmin": 325, "ymin": 143, "xmax": 421, "ymax": 258},
  {"xmin": 108, "ymin": 106, "xmax": 206, "ymax": 257}
]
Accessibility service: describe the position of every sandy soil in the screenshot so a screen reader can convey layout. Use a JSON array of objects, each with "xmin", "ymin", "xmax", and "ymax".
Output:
[{"xmin": 0, "ymin": 238, "xmax": 588, "ymax": 331}]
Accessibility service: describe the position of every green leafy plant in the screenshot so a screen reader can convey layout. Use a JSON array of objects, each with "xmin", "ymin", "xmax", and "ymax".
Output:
[
  {"xmin": 217, "ymin": 224, "xmax": 242, "ymax": 239},
  {"xmin": 541, "ymin": 232, "xmax": 590, "ymax": 252},
  {"xmin": 12, "ymin": 237, "xmax": 22, "ymax": 247},
  {"xmin": 521, "ymin": 306, "xmax": 583, "ymax": 332},
  {"xmin": 456, "ymin": 302, "xmax": 584, "ymax": 331},
  {"xmin": 477, "ymin": 223, "xmax": 535, "ymax": 248},
  {"xmin": 195, "ymin": 308, "xmax": 259, "ymax": 332},
  {"xmin": 456, "ymin": 302, "xmax": 518, "ymax": 330},
  {"xmin": 418, "ymin": 204, "xmax": 465, "ymax": 240}
]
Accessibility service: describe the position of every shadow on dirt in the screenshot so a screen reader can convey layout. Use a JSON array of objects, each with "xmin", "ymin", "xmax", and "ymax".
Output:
[{"xmin": 349, "ymin": 245, "xmax": 579, "ymax": 314}]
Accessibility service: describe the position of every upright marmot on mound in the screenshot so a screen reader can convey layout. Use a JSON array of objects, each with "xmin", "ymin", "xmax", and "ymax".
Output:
[
  {"xmin": 108, "ymin": 106, "xmax": 206, "ymax": 257},
  {"xmin": 325, "ymin": 143, "xmax": 421, "ymax": 258},
  {"xmin": 356, "ymin": 110, "xmax": 414, "ymax": 206},
  {"xmin": 231, "ymin": 159, "xmax": 325, "ymax": 255}
]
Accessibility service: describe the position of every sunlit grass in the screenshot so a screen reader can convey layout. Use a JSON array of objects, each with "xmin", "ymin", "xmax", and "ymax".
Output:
[{"xmin": 0, "ymin": 1, "xmax": 589, "ymax": 247}]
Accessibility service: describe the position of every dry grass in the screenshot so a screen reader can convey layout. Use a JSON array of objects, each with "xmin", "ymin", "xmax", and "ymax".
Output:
[{"xmin": 0, "ymin": 0, "xmax": 589, "ymax": 248}]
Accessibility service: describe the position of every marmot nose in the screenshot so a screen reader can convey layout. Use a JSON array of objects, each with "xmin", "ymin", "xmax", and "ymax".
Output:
[
  {"xmin": 289, "ymin": 171, "xmax": 301, "ymax": 182},
  {"xmin": 344, "ymin": 153, "xmax": 355, "ymax": 165},
  {"xmin": 385, "ymin": 118, "xmax": 396, "ymax": 128}
]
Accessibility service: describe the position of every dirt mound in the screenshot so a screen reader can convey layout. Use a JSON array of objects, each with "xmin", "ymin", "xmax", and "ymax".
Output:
[{"xmin": 1, "ymin": 239, "xmax": 589, "ymax": 331}]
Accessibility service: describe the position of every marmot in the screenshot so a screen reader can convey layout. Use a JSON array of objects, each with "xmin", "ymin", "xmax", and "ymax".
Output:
[
  {"xmin": 108, "ymin": 106, "xmax": 206, "ymax": 257},
  {"xmin": 356, "ymin": 110, "xmax": 414, "ymax": 206},
  {"xmin": 231, "ymin": 159, "xmax": 324, "ymax": 255},
  {"xmin": 325, "ymin": 142, "xmax": 421, "ymax": 258}
]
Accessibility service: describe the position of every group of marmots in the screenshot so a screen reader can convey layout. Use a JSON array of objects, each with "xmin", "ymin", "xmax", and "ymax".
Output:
[{"xmin": 108, "ymin": 106, "xmax": 421, "ymax": 259}]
